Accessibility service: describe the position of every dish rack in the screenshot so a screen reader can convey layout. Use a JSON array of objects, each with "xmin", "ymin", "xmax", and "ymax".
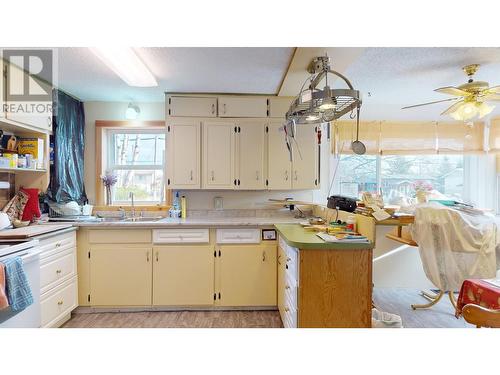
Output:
[{"xmin": 48, "ymin": 202, "xmax": 96, "ymax": 221}]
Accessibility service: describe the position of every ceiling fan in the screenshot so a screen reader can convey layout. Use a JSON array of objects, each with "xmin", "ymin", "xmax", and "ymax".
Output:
[{"xmin": 402, "ymin": 64, "xmax": 500, "ymax": 121}]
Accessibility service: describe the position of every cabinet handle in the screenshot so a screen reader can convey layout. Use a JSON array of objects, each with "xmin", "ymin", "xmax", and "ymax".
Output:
[
  {"xmin": 55, "ymin": 243, "xmax": 61, "ymax": 248},
  {"xmin": 211, "ymin": 103, "xmax": 215, "ymax": 114},
  {"xmin": 155, "ymin": 251, "xmax": 159, "ymax": 262},
  {"xmin": 56, "ymin": 269, "xmax": 62, "ymax": 274},
  {"xmin": 147, "ymin": 252, "xmax": 150, "ymax": 262},
  {"xmin": 190, "ymin": 170, "xmax": 193, "ymax": 181},
  {"xmin": 285, "ymin": 285, "xmax": 290, "ymax": 290},
  {"xmin": 294, "ymin": 170, "xmax": 298, "ymax": 181},
  {"xmin": 211, "ymin": 170, "xmax": 215, "ymax": 181},
  {"xmin": 285, "ymin": 170, "xmax": 289, "ymax": 181},
  {"xmin": 256, "ymin": 171, "xmax": 259, "ymax": 180},
  {"xmin": 57, "ymin": 300, "xmax": 64, "ymax": 306},
  {"xmin": 286, "ymin": 257, "xmax": 291, "ymax": 262},
  {"xmin": 277, "ymin": 254, "xmax": 281, "ymax": 265},
  {"xmin": 262, "ymin": 251, "xmax": 266, "ymax": 262},
  {"xmin": 284, "ymin": 307, "xmax": 290, "ymax": 312},
  {"xmin": 223, "ymin": 103, "xmax": 226, "ymax": 114}
]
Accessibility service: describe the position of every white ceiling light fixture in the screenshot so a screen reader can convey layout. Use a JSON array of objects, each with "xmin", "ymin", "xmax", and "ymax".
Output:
[
  {"xmin": 125, "ymin": 103, "xmax": 140, "ymax": 120},
  {"xmin": 90, "ymin": 47, "xmax": 158, "ymax": 87}
]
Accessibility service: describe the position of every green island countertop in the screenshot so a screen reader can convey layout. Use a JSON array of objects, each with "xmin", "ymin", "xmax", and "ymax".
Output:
[{"xmin": 274, "ymin": 224, "xmax": 374, "ymax": 250}]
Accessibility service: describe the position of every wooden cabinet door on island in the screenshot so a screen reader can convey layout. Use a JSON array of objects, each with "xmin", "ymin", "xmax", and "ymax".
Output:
[
  {"xmin": 89, "ymin": 246, "xmax": 153, "ymax": 306},
  {"xmin": 217, "ymin": 244, "xmax": 277, "ymax": 307},
  {"xmin": 153, "ymin": 245, "xmax": 215, "ymax": 306}
]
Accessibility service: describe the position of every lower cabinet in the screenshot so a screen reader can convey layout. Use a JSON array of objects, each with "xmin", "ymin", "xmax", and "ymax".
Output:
[
  {"xmin": 277, "ymin": 244, "xmax": 286, "ymax": 316},
  {"xmin": 89, "ymin": 245, "xmax": 153, "ymax": 306},
  {"xmin": 217, "ymin": 244, "xmax": 277, "ymax": 307},
  {"xmin": 153, "ymin": 245, "xmax": 215, "ymax": 306}
]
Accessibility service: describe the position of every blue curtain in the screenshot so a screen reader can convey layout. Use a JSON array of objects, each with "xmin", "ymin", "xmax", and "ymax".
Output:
[{"xmin": 47, "ymin": 90, "xmax": 87, "ymax": 204}]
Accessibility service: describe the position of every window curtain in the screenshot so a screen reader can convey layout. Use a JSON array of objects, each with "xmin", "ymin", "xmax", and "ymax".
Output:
[
  {"xmin": 332, "ymin": 119, "xmax": 486, "ymax": 155},
  {"xmin": 47, "ymin": 90, "xmax": 87, "ymax": 204}
]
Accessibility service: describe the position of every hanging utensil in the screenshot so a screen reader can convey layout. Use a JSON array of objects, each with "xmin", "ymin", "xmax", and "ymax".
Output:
[{"xmin": 351, "ymin": 106, "xmax": 366, "ymax": 155}]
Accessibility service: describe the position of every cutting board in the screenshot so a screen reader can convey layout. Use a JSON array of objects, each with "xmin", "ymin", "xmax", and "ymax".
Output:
[{"xmin": 0, "ymin": 224, "xmax": 73, "ymax": 239}]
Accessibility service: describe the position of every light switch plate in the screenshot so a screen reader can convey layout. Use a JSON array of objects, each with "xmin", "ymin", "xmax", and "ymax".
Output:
[{"xmin": 214, "ymin": 196, "xmax": 223, "ymax": 210}]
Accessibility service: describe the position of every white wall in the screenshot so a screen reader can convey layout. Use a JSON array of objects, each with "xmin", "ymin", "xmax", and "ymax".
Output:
[{"xmin": 83, "ymin": 101, "xmax": 329, "ymax": 209}]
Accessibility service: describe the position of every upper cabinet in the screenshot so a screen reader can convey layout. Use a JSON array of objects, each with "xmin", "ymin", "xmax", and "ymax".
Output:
[
  {"xmin": 269, "ymin": 97, "xmax": 293, "ymax": 118},
  {"xmin": 167, "ymin": 119, "xmax": 201, "ymax": 189},
  {"xmin": 167, "ymin": 96, "xmax": 217, "ymax": 117},
  {"xmin": 2, "ymin": 61, "xmax": 52, "ymax": 132},
  {"xmin": 218, "ymin": 96, "xmax": 267, "ymax": 118},
  {"xmin": 235, "ymin": 121, "xmax": 266, "ymax": 190},
  {"xmin": 292, "ymin": 123, "xmax": 319, "ymax": 190},
  {"xmin": 267, "ymin": 122, "xmax": 292, "ymax": 189},
  {"xmin": 202, "ymin": 121, "xmax": 235, "ymax": 189}
]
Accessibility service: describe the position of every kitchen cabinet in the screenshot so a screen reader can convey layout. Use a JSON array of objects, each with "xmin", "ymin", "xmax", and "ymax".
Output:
[
  {"xmin": 268, "ymin": 97, "xmax": 293, "ymax": 118},
  {"xmin": 235, "ymin": 121, "xmax": 266, "ymax": 190},
  {"xmin": 167, "ymin": 96, "xmax": 217, "ymax": 117},
  {"xmin": 153, "ymin": 245, "xmax": 215, "ymax": 306},
  {"xmin": 267, "ymin": 122, "xmax": 319, "ymax": 190},
  {"xmin": 217, "ymin": 243, "xmax": 277, "ymax": 306},
  {"xmin": 218, "ymin": 96, "xmax": 268, "ymax": 118},
  {"xmin": 266, "ymin": 122, "xmax": 292, "ymax": 189},
  {"xmin": 89, "ymin": 245, "xmax": 153, "ymax": 306},
  {"xmin": 202, "ymin": 121, "xmax": 235, "ymax": 189},
  {"xmin": 167, "ymin": 119, "xmax": 201, "ymax": 189},
  {"xmin": 3, "ymin": 61, "xmax": 53, "ymax": 131},
  {"xmin": 0, "ymin": 62, "xmax": 5, "ymax": 119},
  {"xmin": 292, "ymin": 123, "xmax": 319, "ymax": 190}
]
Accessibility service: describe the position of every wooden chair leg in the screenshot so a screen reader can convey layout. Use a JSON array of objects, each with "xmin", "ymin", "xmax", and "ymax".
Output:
[
  {"xmin": 448, "ymin": 291, "xmax": 457, "ymax": 310},
  {"xmin": 411, "ymin": 290, "xmax": 444, "ymax": 310}
]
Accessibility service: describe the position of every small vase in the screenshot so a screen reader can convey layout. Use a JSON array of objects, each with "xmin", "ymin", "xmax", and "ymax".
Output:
[{"xmin": 106, "ymin": 186, "xmax": 112, "ymax": 205}]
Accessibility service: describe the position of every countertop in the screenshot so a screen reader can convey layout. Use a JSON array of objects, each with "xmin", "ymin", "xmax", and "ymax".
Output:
[
  {"xmin": 275, "ymin": 224, "xmax": 374, "ymax": 250},
  {"xmin": 61, "ymin": 216, "xmax": 304, "ymax": 228}
]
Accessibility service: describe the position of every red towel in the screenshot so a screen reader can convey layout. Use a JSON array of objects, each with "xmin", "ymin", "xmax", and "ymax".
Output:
[{"xmin": 0, "ymin": 263, "xmax": 9, "ymax": 309}]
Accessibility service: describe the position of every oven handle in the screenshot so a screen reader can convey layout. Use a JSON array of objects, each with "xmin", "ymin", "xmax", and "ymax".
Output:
[{"xmin": 20, "ymin": 249, "xmax": 42, "ymax": 263}]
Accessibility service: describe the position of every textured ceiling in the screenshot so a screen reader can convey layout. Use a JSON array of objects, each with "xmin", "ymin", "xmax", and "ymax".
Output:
[
  {"xmin": 56, "ymin": 47, "xmax": 294, "ymax": 101},
  {"xmin": 344, "ymin": 47, "xmax": 500, "ymax": 121}
]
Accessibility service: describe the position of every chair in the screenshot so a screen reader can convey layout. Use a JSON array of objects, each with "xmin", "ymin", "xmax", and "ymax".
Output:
[
  {"xmin": 409, "ymin": 204, "xmax": 497, "ymax": 310},
  {"xmin": 462, "ymin": 304, "xmax": 500, "ymax": 327}
]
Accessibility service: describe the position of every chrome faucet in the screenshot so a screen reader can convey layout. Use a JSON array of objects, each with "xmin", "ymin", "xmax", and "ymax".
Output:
[{"xmin": 129, "ymin": 192, "xmax": 136, "ymax": 219}]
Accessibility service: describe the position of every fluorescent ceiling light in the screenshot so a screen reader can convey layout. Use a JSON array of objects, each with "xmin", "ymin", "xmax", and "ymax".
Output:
[
  {"xmin": 125, "ymin": 103, "xmax": 140, "ymax": 120},
  {"xmin": 90, "ymin": 47, "xmax": 157, "ymax": 87}
]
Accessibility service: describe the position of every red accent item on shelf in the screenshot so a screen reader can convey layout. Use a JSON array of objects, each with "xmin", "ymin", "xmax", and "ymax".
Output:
[{"xmin": 20, "ymin": 188, "xmax": 41, "ymax": 222}]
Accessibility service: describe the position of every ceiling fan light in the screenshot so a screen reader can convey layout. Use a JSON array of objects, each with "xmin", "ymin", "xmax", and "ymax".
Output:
[
  {"xmin": 451, "ymin": 102, "xmax": 478, "ymax": 121},
  {"xmin": 477, "ymin": 102, "xmax": 494, "ymax": 118},
  {"xmin": 125, "ymin": 103, "xmax": 140, "ymax": 120}
]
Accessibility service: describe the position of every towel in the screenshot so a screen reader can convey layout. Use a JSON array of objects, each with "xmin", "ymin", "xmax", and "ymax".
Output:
[
  {"xmin": 0, "ymin": 263, "xmax": 9, "ymax": 309},
  {"xmin": 3, "ymin": 257, "xmax": 33, "ymax": 311}
]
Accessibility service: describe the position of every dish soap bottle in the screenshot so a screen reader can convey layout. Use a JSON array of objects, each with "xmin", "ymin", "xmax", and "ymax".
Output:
[
  {"xmin": 181, "ymin": 195, "xmax": 187, "ymax": 219},
  {"xmin": 170, "ymin": 191, "xmax": 181, "ymax": 218}
]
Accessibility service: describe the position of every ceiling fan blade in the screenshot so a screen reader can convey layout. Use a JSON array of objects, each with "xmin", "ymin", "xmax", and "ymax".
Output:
[
  {"xmin": 434, "ymin": 86, "xmax": 470, "ymax": 96},
  {"xmin": 441, "ymin": 100, "xmax": 464, "ymax": 115},
  {"xmin": 482, "ymin": 93, "xmax": 500, "ymax": 101},
  {"xmin": 401, "ymin": 97, "xmax": 459, "ymax": 110},
  {"xmin": 486, "ymin": 85, "xmax": 500, "ymax": 93}
]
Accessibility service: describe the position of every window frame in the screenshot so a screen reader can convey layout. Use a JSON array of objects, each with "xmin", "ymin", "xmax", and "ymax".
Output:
[{"xmin": 105, "ymin": 128, "xmax": 167, "ymax": 205}]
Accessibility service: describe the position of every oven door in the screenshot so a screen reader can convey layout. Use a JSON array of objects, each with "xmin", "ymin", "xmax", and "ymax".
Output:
[{"xmin": 0, "ymin": 248, "xmax": 41, "ymax": 328}]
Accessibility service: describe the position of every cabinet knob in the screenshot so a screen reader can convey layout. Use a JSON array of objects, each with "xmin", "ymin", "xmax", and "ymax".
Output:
[
  {"xmin": 223, "ymin": 103, "xmax": 226, "ymax": 114},
  {"xmin": 211, "ymin": 171, "xmax": 215, "ymax": 181},
  {"xmin": 57, "ymin": 300, "xmax": 64, "ymax": 306},
  {"xmin": 285, "ymin": 170, "xmax": 289, "ymax": 181},
  {"xmin": 146, "ymin": 252, "xmax": 150, "ymax": 262},
  {"xmin": 156, "ymin": 251, "xmax": 159, "ymax": 262},
  {"xmin": 256, "ymin": 171, "xmax": 259, "ymax": 180},
  {"xmin": 286, "ymin": 257, "xmax": 291, "ymax": 262},
  {"xmin": 190, "ymin": 170, "xmax": 193, "ymax": 181},
  {"xmin": 56, "ymin": 269, "xmax": 62, "ymax": 274},
  {"xmin": 211, "ymin": 103, "xmax": 215, "ymax": 114},
  {"xmin": 284, "ymin": 307, "xmax": 290, "ymax": 312},
  {"xmin": 294, "ymin": 170, "xmax": 298, "ymax": 181},
  {"xmin": 262, "ymin": 251, "xmax": 266, "ymax": 262},
  {"xmin": 285, "ymin": 285, "xmax": 290, "ymax": 290}
]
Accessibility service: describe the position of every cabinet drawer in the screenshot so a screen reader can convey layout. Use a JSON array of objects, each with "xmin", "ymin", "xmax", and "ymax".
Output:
[
  {"xmin": 41, "ymin": 276, "xmax": 78, "ymax": 328},
  {"xmin": 40, "ymin": 247, "xmax": 76, "ymax": 294},
  {"xmin": 89, "ymin": 229, "xmax": 151, "ymax": 243},
  {"xmin": 218, "ymin": 96, "xmax": 268, "ymax": 117},
  {"xmin": 216, "ymin": 229, "xmax": 260, "ymax": 244},
  {"xmin": 153, "ymin": 229, "xmax": 209, "ymax": 244},
  {"xmin": 39, "ymin": 231, "xmax": 76, "ymax": 262},
  {"xmin": 282, "ymin": 304, "xmax": 297, "ymax": 328}
]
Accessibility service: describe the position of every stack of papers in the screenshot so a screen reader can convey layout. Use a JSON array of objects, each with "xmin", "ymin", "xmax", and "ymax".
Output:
[{"xmin": 316, "ymin": 232, "xmax": 370, "ymax": 243}]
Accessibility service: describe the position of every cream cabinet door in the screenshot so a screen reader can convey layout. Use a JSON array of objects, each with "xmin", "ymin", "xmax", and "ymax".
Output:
[
  {"xmin": 153, "ymin": 245, "xmax": 215, "ymax": 306},
  {"xmin": 167, "ymin": 96, "xmax": 217, "ymax": 117},
  {"xmin": 203, "ymin": 121, "xmax": 235, "ymax": 189},
  {"xmin": 0, "ymin": 61, "xmax": 5, "ymax": 119},
  {"xmin": 236, "ymin": 122, "xmax": 266, "ymax": 190},
  {"xmin": 268, "ymin": 97, "xmax": 293, "ymax": 118},
  {"xmin": 167, "ymin": 119, "xmax": 201, "ymax": 189},
  {"xmin": 266, "ymin": 122, "xmax": 292, "ymax": 189},
  {"xmin": 217, "ymin": 244, "xmax": 277, "ymax": 306},
  {"xmin": 89, "ymin": 245, "xmax": 152, "ymax": 306},
  {"xmin": 292, "ymin": 123, "xmax": 319, "ymax": 190},
  {"xmin": 218, "ymin": 96, "xmax": 268, "ymax": 118},
  {"xmin": 4, "ymin": 62, "xmax": 53, "ymax": 131}
]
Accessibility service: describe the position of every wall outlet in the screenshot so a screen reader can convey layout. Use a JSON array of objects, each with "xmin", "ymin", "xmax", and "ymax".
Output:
[{"xmin": 214, "ymin": 196, "xmax": 223, "ymax": 210}]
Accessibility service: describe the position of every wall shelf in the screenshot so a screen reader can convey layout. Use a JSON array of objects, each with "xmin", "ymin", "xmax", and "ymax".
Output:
[{"xmin": 0, "ymin": 167, "xmax": 47, "ymax": 174}]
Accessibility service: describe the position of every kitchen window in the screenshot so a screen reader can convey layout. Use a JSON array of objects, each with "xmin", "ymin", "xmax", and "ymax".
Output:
[
  {"xmin": 106, "ymin": 129, "xmax": 166, "ymax": 204},
  {"xmin": 335, "ymin": 154, "xmax": 465, "ymax": 204}
]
